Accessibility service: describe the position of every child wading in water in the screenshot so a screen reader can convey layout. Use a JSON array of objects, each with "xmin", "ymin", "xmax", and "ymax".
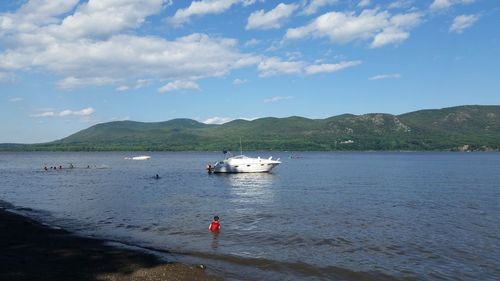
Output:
[{"xmin": 209, "ymin": 216, "xmax": 221, "ymax": 232}]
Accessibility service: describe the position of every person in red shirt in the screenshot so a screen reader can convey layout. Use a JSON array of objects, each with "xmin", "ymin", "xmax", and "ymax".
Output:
[{"xmin": 208, "ymin": 216, "xmax": 220, "ymax": 232}]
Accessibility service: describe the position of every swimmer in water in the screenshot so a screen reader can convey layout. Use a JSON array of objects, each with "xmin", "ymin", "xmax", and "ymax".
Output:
[{"xmin": 208, "ymin": 216, "xmax": 221, "ymax": 232}]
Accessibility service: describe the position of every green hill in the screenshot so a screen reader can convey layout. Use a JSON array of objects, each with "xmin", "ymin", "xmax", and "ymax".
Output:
[{"xmin": 2, "ymin": 105, "xmax": 499, "ymax": 151}]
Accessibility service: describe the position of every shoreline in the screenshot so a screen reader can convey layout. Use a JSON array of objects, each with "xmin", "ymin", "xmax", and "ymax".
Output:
[{"xmin": 0, "ymin": 207, "xmax": 222, "ymax": 281}]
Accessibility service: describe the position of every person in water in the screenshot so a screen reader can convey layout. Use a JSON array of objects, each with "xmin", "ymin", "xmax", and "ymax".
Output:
[
  {"xmin": 208, "ymin": 216, "xmax": 221, "ymax": 232},
  {"xmin": 155, "ymin": 174, "xmax": 160, "ymax": 179}
]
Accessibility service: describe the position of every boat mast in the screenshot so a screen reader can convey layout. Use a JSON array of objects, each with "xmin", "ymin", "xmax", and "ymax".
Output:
[{"xmin": 239, "ymin": 137, "xmax": 243, "ymax": 155}]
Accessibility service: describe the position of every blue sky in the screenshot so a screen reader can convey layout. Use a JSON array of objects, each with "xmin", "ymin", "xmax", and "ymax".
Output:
[{"xmin": 0, "ymin": 0, "xmax": 499, "ymax": 143}]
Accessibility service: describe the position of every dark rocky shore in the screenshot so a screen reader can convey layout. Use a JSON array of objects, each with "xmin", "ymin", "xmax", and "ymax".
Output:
[{"xmin": 0, "ymin": 208, "xmax": 222, "ymax": 281}]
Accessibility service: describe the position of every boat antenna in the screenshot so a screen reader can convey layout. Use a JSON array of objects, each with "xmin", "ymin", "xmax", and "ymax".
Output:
[{"xmin": 239, "ymin": 137, "xmax": 242, "ymax": 155}]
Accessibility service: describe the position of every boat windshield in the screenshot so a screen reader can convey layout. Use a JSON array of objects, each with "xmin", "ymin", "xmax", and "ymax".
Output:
[{"xmin": 231, "ymin": 155, "xmax": 249, "ymax": 159}]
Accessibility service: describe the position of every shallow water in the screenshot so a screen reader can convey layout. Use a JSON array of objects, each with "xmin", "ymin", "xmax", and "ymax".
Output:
[{"xmin": 0, "ymin": 152, "xmax": 499, "ymax": 280}]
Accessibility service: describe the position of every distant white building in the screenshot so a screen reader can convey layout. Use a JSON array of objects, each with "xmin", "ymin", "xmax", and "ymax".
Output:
[{"xmin": 340, "ymin": 140, "xmax": 354, "ymax": 144}]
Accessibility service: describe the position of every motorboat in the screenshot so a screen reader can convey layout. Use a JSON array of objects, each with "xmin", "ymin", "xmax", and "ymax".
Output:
[
  {"xmin": 125, "ymin": 155, "xmax": 151, "ymax": 160},
  {"xmin": 209, "ymin": 154, "xmax": 281, "ymax": 173}
]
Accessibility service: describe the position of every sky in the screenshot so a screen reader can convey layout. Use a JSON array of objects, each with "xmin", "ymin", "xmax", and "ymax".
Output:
[{"xmin": 0, "ymin": 0, "xmax": 499, "ymax": 143}]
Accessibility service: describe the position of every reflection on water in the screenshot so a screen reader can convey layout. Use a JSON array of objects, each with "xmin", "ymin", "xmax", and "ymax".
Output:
[
  {"xmin": 222, "ymin": 172, "xmax": 275, "ymax": 188},
  {"xmin": 220, "ymin": 173, "xmax": 276, "ymax": 205},
  {"xmin": 1, "ymin": 152, "xmax": 500, "ymax": 281},
  {"xmin": 211, "ymin": 233, "xmax": 219, "ymax": 250}
]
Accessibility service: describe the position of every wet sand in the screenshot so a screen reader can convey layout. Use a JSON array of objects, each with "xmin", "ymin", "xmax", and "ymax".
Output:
[{"xmin": 0, "ymin": 208, "xmax": 222, "ymax": 281}]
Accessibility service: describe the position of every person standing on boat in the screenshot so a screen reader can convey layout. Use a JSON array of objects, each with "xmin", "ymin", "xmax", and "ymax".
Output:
[{"xmin": 209, "ymin": 216, "xmax": 221, "ymax": 232}]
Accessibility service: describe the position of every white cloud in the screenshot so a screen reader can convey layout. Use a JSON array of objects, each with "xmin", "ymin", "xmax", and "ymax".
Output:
[
  {"xmin": 244, "ymin": 38, "xmax": 260, "ymax": 47},
  {"xmin": 285, "ymin": 9, "xmax": 422, "ymax": 48},
  {"xmin": 233, "ymin": 78, "xmax": 248, "ymax": 85},
  {"xmin": 369, "ymin": 73, "xmax": 401, "ymax": 80},
  {"xmin": 449, "ymin": 14, "xmax": 479, "ymax": 33},
  {"xmin": 31, "ymin": 111, "xmax": 55, "ymax": 118},
  {"xmin": 258, "ymin": 57, "xmax": 304, "ymax": 77},
  {"xmin": 0, "ymin": 1, "xmax": 263, "ymax": 89},
  {"xmin": 358, "ymin": 0, "xmax": 371, "ymax": 8},
  {"xmin": 303, "ymin": 0, "xmax": 338, "ymax": 16},
  {"xmin": 1, "ymin": 30, "xmax": 259, "ymax": 88},
  {"xmin": 388, "ymin": 0, "xmax": 414, "ymax": 9},
  {"xmin": 116, "ymin": 85, "xmax": 130, "ymax": 91},
  {"xmin": 59, "ymin": 107, "xmax": 95, "ymax": 117},
  {"xmin": 246, "ymin": 3, "xmax": 298, "ymax": 30},
  {"xmin": 109, "ymin": 116, "xmax": 131, "ymax": 121},
  {"xmin": 169, "ymin": 0, "xmax": 251, "ymax": 26},
  {"xmin": 114, "ymin": 79, "xmax": 149, "ymax": 92},
  {"xmin": 0, "ymin": 0, "xmax": 79, "ymax": 34},
  {"xmin": 158, "ymin": 80, "xmax": 200, "ymax": 93},
  {"xmin": 202, "ymin": 116, "xmax": 258, "ymax": 124},
  {"xmin": 1, "ymin": 0, "xmax": 352, "ymax": 91},
  {"xmin": 263, "ymin": 96, "xmax": 293, "ymax": 103},
  {"xmin": 370, "ymin": 27, "xmax": 409, "ymax": 48},
  {"xmin": 53, "ymin": 0, "xmax": 167, "ymax": 39},
  {"xmin": 203, "ymin": 116, "xmax": 235, "ymax": 124},
  {"xmin": 305, "ymin": 60, "xmax": 362, "ymax": 75},
  {"xmin": 135, "ymin": 79, "xmax": 150, "ymax": 89},
  {"xmin": 429, "ymin": 0, "xmax": 475, "ymax": 11},
  {"xmin": 31, "ymin": 107, "xmax": 95, "ymax": 118},
  {"xmin": 56, "ymin": 77, "xmax": 121, "ymax": 90}
]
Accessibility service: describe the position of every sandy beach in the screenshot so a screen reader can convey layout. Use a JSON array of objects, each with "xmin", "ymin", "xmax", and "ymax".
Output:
[{"xmin": 0, "ymin": 208, "xmax": 222, "ymax": 281}]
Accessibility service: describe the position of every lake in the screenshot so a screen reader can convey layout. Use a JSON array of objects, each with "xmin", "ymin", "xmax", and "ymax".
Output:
[{"xmin": 0, "ymin": 152, "xmax": 499, "ymax": 280}]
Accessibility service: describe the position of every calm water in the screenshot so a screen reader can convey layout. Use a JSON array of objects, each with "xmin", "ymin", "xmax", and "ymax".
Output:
[{"xmin": 0, "ymin": 152, "xmax": 499, "ymax": 280}]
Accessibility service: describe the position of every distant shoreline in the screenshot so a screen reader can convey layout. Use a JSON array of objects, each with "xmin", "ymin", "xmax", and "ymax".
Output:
[
  {"xmin": 1, "ymin": 105, "xmax": 499, "ymax": 152},
  {"xmin": 0, "ymin": 205, "xmax": 222, "ymax": 281},
  {"xmin": 0, "ymin": 149, "xmax": 498, "ymax": 153}
]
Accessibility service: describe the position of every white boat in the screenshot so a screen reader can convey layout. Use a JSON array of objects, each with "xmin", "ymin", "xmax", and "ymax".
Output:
[
  {"xmin": 210, "ymin": 154, "xmax": 281, "ymax": 173},
  {"xmin": 125, "ymin": 155, "xmax": 151, "ymax": 160}
]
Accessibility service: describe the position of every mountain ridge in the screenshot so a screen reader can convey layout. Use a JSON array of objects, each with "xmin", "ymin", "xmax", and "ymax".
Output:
[{"xmin": 1, "ymin": 105, "xmax": 499, "ymax": 151}]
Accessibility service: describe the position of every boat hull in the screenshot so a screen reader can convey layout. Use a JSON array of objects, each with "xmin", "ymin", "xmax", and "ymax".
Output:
[{"xmin": 211, "ymin": 155, "xmax": 280, "ymax": 173}]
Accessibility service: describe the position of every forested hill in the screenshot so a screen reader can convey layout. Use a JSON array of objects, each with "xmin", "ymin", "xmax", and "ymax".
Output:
[{"xmin": 2, "ymin": 105, "xmax": 499, "ymax": 151}]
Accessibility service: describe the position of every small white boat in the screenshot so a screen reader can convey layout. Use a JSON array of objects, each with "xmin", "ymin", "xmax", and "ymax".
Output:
[
  {"xmin": 210, "ymin": 155, "xmax": 281, "ymax": 173},
  {"xmin": 125, "ymin": 155, "xmax": 151, "ymax": 160}
]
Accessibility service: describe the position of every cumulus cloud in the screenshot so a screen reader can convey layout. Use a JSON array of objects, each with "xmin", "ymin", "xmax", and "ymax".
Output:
[
  {"xmin": 244, "ymin": 38, "xmax": 260, "ymax": 47},
  {"xmin": 305, "ymin": 60, "xmax": 361, "ymax": 75},
  {"xmin": 202, "ymin": 116, "xmax": 258, "ymax": 124},
  {"xmin": 0, "ymin": 0, "xmax": 370, "ymax": 91},
  {"xmin": 285, "ymin": 9, "xmax": 422, "ymax": 48},
  {"xmin": 303, "ymin": 0, "xmax": 338, "ymax": 15},
  {"xmin": 31, "ymin": 111, "xmax": 55, "ymax": 118},
  {"xmin": 263, "ymin": 96, "xmax": 293, "ymax": 103},
  {"xmin": 369, "ymin": 73, "xmax": 401, "ymax": 80},
  {"xmin": 135, "ymin": 79, "xmax": 150, "ymax": 89},
  {"xmin": 449, "ymin": 14, "xmax": 479, "ymax": 33},
  {"xmin": 158, "ymin": 80, "xmax": 200, "ymax": 93},
  {"xmin": 30, "ymin": 107, "xmax": 95, "ymax": 118},
  {"xmin": 116, "ymin": 85, "xmax": 130, "ymax": 91},
  {"xmin": 0, "ymin": 0, "xmax": 263, "ymax": 90},
  {"xmin": 203, "ymin": 116, "xmax": 235, "ymax": 124},
  {"xmin": 168, "ymin": 0, "xmax": 253, "ymax": 26},
  {"xmin": 358, "ymin": 0, "xmax": 371, "ymax": 8},
  {"xmin": 0, "ymin": 0, "xmax": 79, "ymax": 34},
  {"xmin": 430, "ymin": 0, "xmax": 474, "ymax": 11},
  {"xmin": 57, "ymin": 77, "xmax": 121, "ymax": 90},
  {"xmin": 388, "ymin": 0, "xmax": 414, "ymax": 9},
  {"xmin": 258, "ymin": 57, "xmax": 304, "ymax": 77},
  {"xmin": 246, "ymin": 3, "xmax": 298, "ymax": 30},
  {"xmin": 59, "ymin": 107, "xmax": 95, "ymax": 117}
]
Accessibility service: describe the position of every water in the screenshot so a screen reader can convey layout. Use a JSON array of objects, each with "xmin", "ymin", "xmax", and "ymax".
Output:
[{"xmin": 0, "ymin": 152, "xmax": 499, "ymax": 280}]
